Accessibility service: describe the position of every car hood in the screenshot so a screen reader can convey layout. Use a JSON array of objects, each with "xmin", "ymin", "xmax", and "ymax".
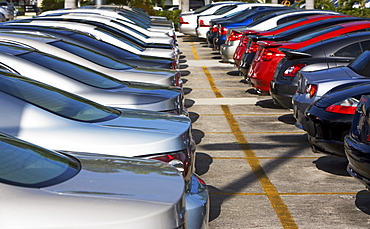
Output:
[{"xmin": 43, "ymin": 153, "xmax": 185, "ymax": 204}]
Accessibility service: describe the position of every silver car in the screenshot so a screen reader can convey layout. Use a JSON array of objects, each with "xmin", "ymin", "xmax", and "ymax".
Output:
[
  {"xmin": 0, "ymin": 41, "xmax": 186, "ymax": 115},
  {"xmin": 0, "ymin": 70, "xmax": 209, "ymax": 229},
  {"xmin": 0, "ymin": 30, "xmax": 182, "ymax": 87},
  {"xmin": 0, "ymin": 132, "xmax": 186, "ymax": 229},
  {"xmin": 8, "ymin": 19, "xmax": 178, "ymax": 60}
]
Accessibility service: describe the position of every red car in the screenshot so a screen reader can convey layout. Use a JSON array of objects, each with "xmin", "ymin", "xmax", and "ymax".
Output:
[
  {"xmin": 248, "ymin": 20, "xmax": 370, "ymax": 93},
  {"xmin": 233, "ymin": 14, "xmax": 350, "ymax": 68}
]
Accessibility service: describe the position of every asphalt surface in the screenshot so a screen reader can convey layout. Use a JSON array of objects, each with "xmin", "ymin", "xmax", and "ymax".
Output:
[{"xmin": 178, "ymin": 33, "xmax": 370, "ymax": 228}]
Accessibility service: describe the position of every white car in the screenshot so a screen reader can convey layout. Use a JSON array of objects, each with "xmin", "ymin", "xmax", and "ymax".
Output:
[
  {"xmin": 8, "ymin": 19, "xmax": 178, "ymax": 61},
  {"xmin": 0, "ymin": 70, "xmax": 209, "ymax": 229},
  {"xmin": 179, "ymin": 1, "xmax": 243, "ymax": 36},
  {"xmin": 0, "ymin": 132, "xmax": 187, "ymax": 229},
  {"xmin": 195, "ymin": 3, "xmax": 284, "ymax": 39},
  {"xmin": 0, "ymin": 30, "xmax": 182, "ymax": 87},
  {"xmin": 0, "ymin": 41, "xmax": 186, "ymax": 115}
]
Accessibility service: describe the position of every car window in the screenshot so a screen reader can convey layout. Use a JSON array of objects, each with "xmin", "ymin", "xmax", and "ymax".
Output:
[
  {"xmin": 17, "ymin": 51, "xmax": 126, "ymax": 89},
  {"xmin": 276, "ymin": 14, "xmax": 321, "ymax": 25},
  {"xmin": 213, "ymin": 5, "xmax": 237, "ymax": 15},
  {"xmin": 289, "ymin": 25, "xmax": 342, "ymax": 42},
  {"xmin": 0, "ymin": 71, "xmax": 121, "ymax": 122},
  {"xmin": 95, "ymin": 27, "xmax": 145, "ymax": 51},
  {"xmin": 333, "ymin": 42, "xmax": 362, "ymax": 57},
  {"xmin": 361, "ymin": 40, "xmax": 370, "ymax": 50},
  {"xmin": 193, "ymin": 4, "xmax": 213, "ymax": 14},
  {"xmin": 49, "ymin": 40, "xmax": 133, "ymax": 70},
  {"xmin": 348, "ymin": 50, "xmax": 370, "ymax": 77},
  {"xmin": 0, "ymin": 133, "xmax": 79, "ymax": 188}
]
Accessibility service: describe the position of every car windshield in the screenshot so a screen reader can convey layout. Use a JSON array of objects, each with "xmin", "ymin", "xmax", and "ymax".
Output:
[
  {"xmin": 0, "ymin": 133, "xmax": 79, "ymax": 188},
  {"xmin": 289, "ymin": 25, "xmax": 342, "ymax": 42},
  {"xmin": 348, "ymin": 50, "xmax": 370, "ymax": 77},
  {"xmin": 0, "ymin": 71, "xmax": 121, "ymax": 122},
  {"xmin": 16, "ymin": 50, "xmax": 127, "ymax": 89},
  {"xmin": 48, "ymin": 40, "xmax": 133, "ymax": 70}
]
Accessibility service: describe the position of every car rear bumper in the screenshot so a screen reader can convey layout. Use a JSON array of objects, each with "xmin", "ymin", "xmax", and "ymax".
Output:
[
  {"xmin": 185, "ymin": 174, "xmax": 210, "ymax": 229},
  {"xmin": 270, "ymin": 80, "xmax": 297, "ymax": 109}
]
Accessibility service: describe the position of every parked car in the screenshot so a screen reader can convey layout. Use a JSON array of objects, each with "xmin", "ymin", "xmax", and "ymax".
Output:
[
  {"xmin": 344, "ymin": 94, "xmax": 370, "ymax": 190},
  {"xmin": 0, "ymin": 132, "xmax": 187, "ymax": 228},
  {"xmin": 0, "ymin": 24, "xmax": 179, "ymax": 69},
  {"xmin": 220, "ymin": 10, "xmax": 342, "ymax": 64},
  {"xmin": 179, "ymin": 1, "xmax": 242, "ymax": 36},
  {"xmin": 0, "ymin": 70, "xmax": 209, "ymax": 229},
  {"xmin": 304, "ymin": 82, "xmax": 370, "ymax": 156},
  {"xmin": 39, "ymin": 7, "xmax": 176, "ymax": 37},
  {"xmin": 0, "ymin": 41, "xmax": 186, "ymax": 115},
  {"xmin": 195, "ymin": 3, "xmax": 276, "ymax": 39},
  {"xmin": 0, "ymin": 30, "xmax": 182, "ymax": 87},
  {"xmin": 211, "ymin": 6, "xmax": 292, "ymax": 50},
  {"xmin": 292, "ymin": 50, "xmax": 370, "ymax": 131},
  {"xmin": 248, "ymin": 20, "xmax": 370, "ymax": 93},
  {"xmin": 270, "ymin": 31, "xmax": 370, "ymax": 109},
  {"xmin": 11, "ymin": 17, "xmax": 178, "ymax": 60},
  {"xmin": 234, "ymin": 14, "xmax": 348, "ymax": 69},
  {"xmin": 0, "ymin": 1, "xmax": 14, "ymax": 21}
]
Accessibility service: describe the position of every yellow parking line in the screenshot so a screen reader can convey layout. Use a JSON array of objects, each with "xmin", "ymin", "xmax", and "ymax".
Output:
[
  {"xmin": 190, "ymin": 42, "xmax": 199, "ymax": 60},
  {"xmin": 202, "ymin": 65, "xmax": 298, "ymax": 229},
  {"xmin": 210, "ymin": 192, "xmax": 359, "ymax": 196}
]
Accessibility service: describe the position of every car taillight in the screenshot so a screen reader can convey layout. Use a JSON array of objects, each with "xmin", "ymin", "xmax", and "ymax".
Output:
[
  {"xmin": 227, "ymin": 31, "xmax": 242, "ymax": 41},
  {"xmin": 212, "ymin": 26, "xmax": 218, "ymax": 33},
  {"xmin": 247, "ymin": 42, "xmax": 259, "ymax": 53},
  {"xmin": 148, "ymin": 150, "xmax": 190, "ymax": 177},
  {"xmin": 179, "ymin": 17, "xmax": 189, "ymax": 24},
  {"xmin": 283, "ymin": 64, "xmax": 307, "ymax": 77},
  {"xmin": 366, "ymin": 134, "xmax": 370, "ymax": 142},
  {"xmin": 260, "ymin": 49, "xmax": 284, "ymax": 61},
  {"xmin": 325, "ymin": 98, "xmax": 359, "ymax": 114},
  {"xmin": 219, "ymin": 26, "xmax": 228, "ymax": 35},
  {"xmin": 199, "ymin": 19, "xmax": 209, "ymax": 27},
  {"xmin": 305, "ymin": 84, "xmax": 318, "ymax": 99},
  {"xmin": 240, "ymin": 36, "xmax": 249, "ymax": 47}
]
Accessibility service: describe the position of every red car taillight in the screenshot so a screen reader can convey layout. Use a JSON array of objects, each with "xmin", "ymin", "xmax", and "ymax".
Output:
[
  {"xmin": 227, "ymin": 31, "xmax": 242, "ymax": 41},
  {"xmin": 283, "ymin": 64, "xmax": 307, "ymax": 77},
  {"xmin": 219, "ymin": 26, "xmax": 228, "ymax": 35},
  {"xmin": 260, "ymin": 49, "xmax": 284, "ymax": 61},
  {"xmin": 179, "ymin": 17, "xmax": 189, "ymax": 24},
  {"xmin": 199, "ymin": 19, "xmax": 209, "ymax": 27},
  {"xmin": 247, "ymin": 42, "xmax": 259, "ymax": 53},
  {"xmin": 212, "ymin": 26, "xmax": 218, "ymax": 33},
  {"xmin": 149, "ymin": 150, "xmax": 190, "ymax": 178},
  {"xmin": 305, "ymin": 84, "xmax": 318, "ymax": 99},
  {"xmin": 240, "ymin": 36, "xmax": 249, "ymax": 47},
  {"xmin": 325, "ymin": 98, "xmax": 359, "ymax": 114}
]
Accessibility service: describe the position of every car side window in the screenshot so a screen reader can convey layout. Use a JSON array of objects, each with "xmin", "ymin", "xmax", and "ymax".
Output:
[
  {"xmin": 360, "ymin": 40, "xmax": 370, "ymax": 51},
  {"xmin": 276, "ymin": 14, "xmax": 318, "ymax": 25},
  {"xmin": 333, "ymin": 43, "xmax": 362, "ymax": 57}
]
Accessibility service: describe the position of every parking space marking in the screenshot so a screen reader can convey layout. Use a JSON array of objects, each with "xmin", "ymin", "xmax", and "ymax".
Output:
[
  {"xmin": 201, "ymin": 66, "xmax": 298, "ymax": 228},
  {"xmin": 190, "ymin": 42, "xmax": 199, "ymax": 60}
]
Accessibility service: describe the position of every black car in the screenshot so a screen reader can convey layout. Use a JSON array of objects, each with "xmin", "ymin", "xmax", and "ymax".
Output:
[
  {"xmin": 0, "ymin": 24, "xmax": 177, "ymax": 69},
  {"xmin": 344, "ymin": 94, "xmax": 370, "ymax": 190},
  {"xmin": 271, "ymin": 32, "xmax": 370, "ymax": 109},
  {"xmin": 239, "ymin": 16, "xmax": 369, "ymax": 77},
  {"xmin": 304, "ymin": 82, "xmax": 370, "ymax": 157}
]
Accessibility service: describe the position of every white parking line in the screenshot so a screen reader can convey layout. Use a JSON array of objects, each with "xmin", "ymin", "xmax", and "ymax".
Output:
[{"xmin": 188, "ymin": 97, "xmax": 258, "ymax": 105}]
